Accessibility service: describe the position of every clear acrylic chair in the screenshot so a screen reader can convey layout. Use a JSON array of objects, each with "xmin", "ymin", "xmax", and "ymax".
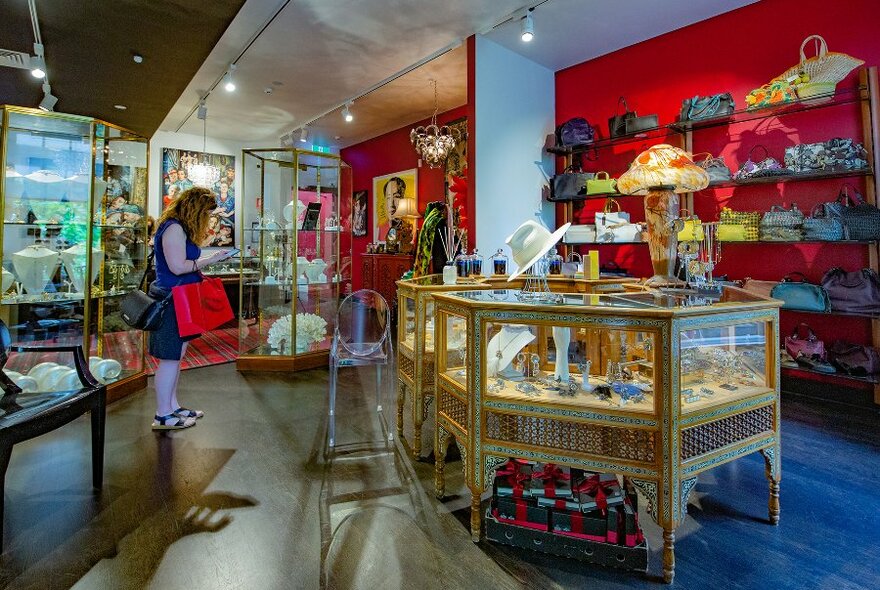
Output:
[{"xmin": 328, "ymin": 289, "xmax": 394, "ymax": 450}]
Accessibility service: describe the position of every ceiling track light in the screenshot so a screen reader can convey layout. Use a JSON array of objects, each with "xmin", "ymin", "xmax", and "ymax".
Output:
[
  {"xmin": 224, "ymin": 63, "xmax": 236, "ymax": 92},
  {"xmin": 197, "ymin": 98, "xmax": 208, "ymax": 120},
  {"xmin": 342, "ymin": 102, "xmax": 353, "ymax": 123},
  {"xmin": 38, "ymin": 82, "xmax": 57, "ymax": 111},
  {"xmin": 299, "ymin": 127, "xmax": 309, "ymax": 143},
  {"xmin": 521, "ymin": 9, "xmax": 535, "ymax": 42},
  {"xmin": 30, "ymin": 43, "xmax": 45, "ymax": 78}
]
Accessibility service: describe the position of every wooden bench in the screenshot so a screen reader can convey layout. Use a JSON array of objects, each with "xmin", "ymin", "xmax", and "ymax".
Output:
[{"xmin": 0, "ymin": 321, "xmax": 106, "ymax": 551}]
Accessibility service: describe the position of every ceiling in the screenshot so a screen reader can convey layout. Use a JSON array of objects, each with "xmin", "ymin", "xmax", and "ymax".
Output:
[
  {"xmin": 484, "ymin": 0, "xmax": 759, "ymax": 71},
  {"xmin": 0, "ymin": 0, "xmax": 245, "ymax": 137}
]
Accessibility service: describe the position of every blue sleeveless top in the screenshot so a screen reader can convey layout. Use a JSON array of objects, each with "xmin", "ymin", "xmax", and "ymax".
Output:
[{"xmin": 153, "ymin": 219, "xmax": 202, "ymax": 288}]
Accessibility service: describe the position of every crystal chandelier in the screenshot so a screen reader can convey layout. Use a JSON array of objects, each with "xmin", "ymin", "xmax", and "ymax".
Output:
[{"xmin": 410, "ymin": 80, "xmax": 462, "ymax": 168}]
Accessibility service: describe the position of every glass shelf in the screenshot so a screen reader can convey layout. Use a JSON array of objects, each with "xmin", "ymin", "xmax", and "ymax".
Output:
[
  {"xmin": 699, "ymin": 167, "xmax": 873, "ymax": 190},
  {"xmin": 547, "ymin": 191, "xmax": 636, "ymax": 203},
  {"xmin": 719, "ymin": 240, "xmax": 876, "ymax": 245},
  {"xmin": 782, "ymin": 308, "xmax": 880, "ymax": 320},
  {"xmin": 547, "ymin": 125, "xmax": 674, "ymax": 155},
  {"xmin": 782, "ymin": 365, "xmax": 879, "ymax": 384},
  {"xmin": 564, "ymin": 241, "xmax": 648, "ymax": 246}
]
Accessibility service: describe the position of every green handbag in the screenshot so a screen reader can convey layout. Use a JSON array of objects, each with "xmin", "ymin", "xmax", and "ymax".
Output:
[{"xmin": 586, "ymin": 171, "xmax": 617, "ymax": 195}]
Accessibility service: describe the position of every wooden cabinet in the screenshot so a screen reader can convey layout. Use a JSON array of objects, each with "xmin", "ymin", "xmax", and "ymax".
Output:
[{"xmin": 361, "ymin": 254, "xmax": 413, "ymax": 310}]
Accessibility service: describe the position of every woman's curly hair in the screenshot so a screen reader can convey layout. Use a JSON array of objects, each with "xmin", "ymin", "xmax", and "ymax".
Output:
[{"xmin": 158, "ymin": 186, "xmax": 216, "ymax": 243}]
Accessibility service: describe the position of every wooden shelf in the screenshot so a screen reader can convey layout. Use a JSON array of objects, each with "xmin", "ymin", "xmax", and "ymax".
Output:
[
  {"xmin": 700, "ymin": 167, "xmax": 872, "ymax": 190},
  {"xmin": 782, "ymin": 308, "xmax": 880, "ymax": 320},
  {"xmin": 782, "ymin": 365, "xmax": 879, "ymax": 385},
  {"xmin": 720, "ymin": 240, "xmax": 876, "ymax": 245}
]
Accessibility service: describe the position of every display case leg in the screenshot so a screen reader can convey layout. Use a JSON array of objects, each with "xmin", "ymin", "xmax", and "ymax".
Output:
[
  {"xmin": 470, "ymin": 492, "xmax": 482, "ymax": 543},
  {"xmin": 396, "ymin": 379, "xmax": 405, "ymax": 437},
  {"xmin": 434, "ymin": 430, "xmax": 449, "ymax": 499},
  {"xmin": 413, "ymin": 415, "xmax": 422, "ymax": 460},
  {"xmin": 761, "ymin": 447, "xmax": 781, "ymax": 525},
  {"xmin": 768, "ymin": 477, "xmax": 780, "ymax": 525},
  {"xmin": 662, "ymin": 528, "xmax": 675, "ymax": 584}
]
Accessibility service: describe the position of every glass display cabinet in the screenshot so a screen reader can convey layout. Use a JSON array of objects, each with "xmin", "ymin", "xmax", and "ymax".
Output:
[
  {"xmin": 237, "ymin": 148, "xmax": 352, "ymax": 371},
  {"xmin": 0, "ymin": 106, "xmax": 149, "ymax": 400},
  {"xmin": 432, "ymin": 286, "xmax": 782, "ymax": 584}
]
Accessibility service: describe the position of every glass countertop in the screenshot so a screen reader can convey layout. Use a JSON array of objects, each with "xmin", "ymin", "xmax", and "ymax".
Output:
[{"xmin": 445, "ymin": 287, "xmax": 768, "ymax": 310}]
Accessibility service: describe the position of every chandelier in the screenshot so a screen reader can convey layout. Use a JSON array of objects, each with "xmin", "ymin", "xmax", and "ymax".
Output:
[{"xmin": 410, "ymin": 80, "xmax": 462, "ymax": 168}]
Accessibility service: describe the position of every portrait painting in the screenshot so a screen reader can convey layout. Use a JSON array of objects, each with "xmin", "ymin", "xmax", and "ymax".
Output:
[
  {"xmin": 352, "ymin": 190, "xmax": 368, "ymax": 237},
  {"xmin": 373, "ymin": 169, "xmax": 417, "ymax": 243}
]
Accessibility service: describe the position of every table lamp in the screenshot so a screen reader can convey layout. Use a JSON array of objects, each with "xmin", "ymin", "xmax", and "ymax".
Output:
[
  {"xmin": 393, "ymin": 197, "xmax": 421, "ymax": 254},
  {"xmin": 617, "ymin": 144, "xmax": 709, "ymax": 285}
]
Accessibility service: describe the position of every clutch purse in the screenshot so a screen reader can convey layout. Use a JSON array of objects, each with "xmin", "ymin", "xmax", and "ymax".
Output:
[
  {"xmin": 680, "ymin": 93, "xmax": 735, "ymax": 121},
  {"xmin": 770, "ymin": 273, "xmax": 831, "ymax": 312},
  {"xmin": 586, "ymin": 171, "xmax": 617, "ymax": 195}
]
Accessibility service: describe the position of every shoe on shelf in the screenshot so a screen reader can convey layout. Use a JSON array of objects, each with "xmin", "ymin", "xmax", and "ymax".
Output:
[
  {"xmin": 152, "ymin": 413, "xmax": 197, "ymax": 430},
  {"xmin": 173, "ymin": 407, "xmax": 204, "ymax": 419}
]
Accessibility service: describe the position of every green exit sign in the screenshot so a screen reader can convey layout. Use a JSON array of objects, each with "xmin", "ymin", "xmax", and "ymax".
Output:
[{"xmin": 311, "ymin": 145, "xmax": 330, "ymax": 153}]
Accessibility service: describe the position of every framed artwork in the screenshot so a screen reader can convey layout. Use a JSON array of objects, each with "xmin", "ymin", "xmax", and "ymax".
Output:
[
  {"xmin": 352, "ymin": 190, "xmax": 368, "ymax": 237},
  {"xmin": 161, "ymin": 148, "xmax": 235, "ymax": 246},
  {"xmin": 373, "ymin": 169, "xmax": 417, "ymax": 243}
]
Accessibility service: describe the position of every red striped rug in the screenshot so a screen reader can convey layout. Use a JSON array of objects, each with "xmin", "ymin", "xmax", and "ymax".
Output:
[{"xmin": 145, "ymin": 325, "xmax": 240, "ymax": 374}]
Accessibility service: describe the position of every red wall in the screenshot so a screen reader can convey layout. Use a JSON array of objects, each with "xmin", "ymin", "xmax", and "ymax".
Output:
[
  {"xmin": 342, "ymin": 104, "xmax": 468, "ymax": 289},
  {"xmin": 556, "ymin": 0, "xmax": 880, "ymax": 371}
]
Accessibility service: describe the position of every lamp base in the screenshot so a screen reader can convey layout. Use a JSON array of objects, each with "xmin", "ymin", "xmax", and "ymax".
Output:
[{"xmin": 643, "ymin": 189, "xmax": 681, "ymax": 286}]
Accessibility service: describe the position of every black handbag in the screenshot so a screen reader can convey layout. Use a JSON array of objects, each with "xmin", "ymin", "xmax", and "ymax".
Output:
[
  {"xmin": 119, "ymin": 253, "xmax": 171, "ymax": 331},
  {"xmin": 555, "ymin": 117, "xmax": 595, "ymax": 147},
  {"xmin": 679, "ymin": 93, "xmax": 735, "ymax": 121},
  {"xmin": 608, "ymin": 97, "xmax": 658, "ymax": 138},
  {"xmin": 550, "ymin": 166, "xmax": 594, "ymax": 201},
  {"xmin": 831, "ymin": 185, "xmax": 880, "ymax": 240}
]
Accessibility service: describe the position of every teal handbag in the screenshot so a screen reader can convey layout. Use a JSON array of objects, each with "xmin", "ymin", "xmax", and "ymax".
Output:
[{"xmin": 770, "ymin": 273, "xmax": 831, "ymax": 312}]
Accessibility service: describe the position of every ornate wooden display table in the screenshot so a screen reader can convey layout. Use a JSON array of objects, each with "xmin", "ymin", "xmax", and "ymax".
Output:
[
  {"xmin": 432, "ymin": 287, "xmax": 782, "ymax": 583},
  {"xmin": 396, "ymin": 275, "xmax": 640, "ymax": 459}
]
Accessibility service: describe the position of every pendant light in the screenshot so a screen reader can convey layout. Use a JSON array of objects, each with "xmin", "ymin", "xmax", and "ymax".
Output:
[{"xmin": 410, "ymin": 80, "xmax": 463, "ymax": 169}]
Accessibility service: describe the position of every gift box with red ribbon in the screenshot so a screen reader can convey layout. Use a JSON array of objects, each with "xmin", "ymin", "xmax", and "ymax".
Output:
[
  {"xmin": 537, "ymin": 472, "xmax": 624, "ymax": 512},
  {"xmin": 620, "ymin": 498, "xmax": 645, "ymax": 547},
  {"xmin": 494, "ymin": 497, "xmax": 550, "ymax": 531},
  {"xmin": 551, "ymin": 509, "xmax": 608, "ymax": 542},
  {"xmin": 530, "ymin": 463, "xmax": 573, "ymax": 499},
  {"xmin": 493, "ymin": 458, "xmax": 534, "ymax": 498}
]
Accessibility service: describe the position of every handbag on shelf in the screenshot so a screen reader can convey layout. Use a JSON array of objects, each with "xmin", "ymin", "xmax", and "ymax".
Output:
[
  {"xmin": 608, "ymin": 97, "xmax": 659, "ymax": 138},
  {"xmin": 824, "ymin": 138, "xmax": 869, "ymax": 171},
  {"xmin": 556, "ymin": 117, "xmax": 596, "ymax": 147},
  {"xmin": 769, "ymin": 272, "xmax": 831, "ymax": 312},
  {"xmin": 784, "ymin": 323, "xmax": 826, "ymax": 360},
  {"xmin": 745, "ymin": 77, "xmax": 798, "ymax": 110},
  {"xmin": 719, "ymin": 207, "xmax": 760, "ymax": 241},
  {"xmin": 734, "ymin": 145, "xmax": 790, "ymax": 180},
  {"xmin": 586, "ymin": 171, "xmax": 617, "ymax": 195},
  {"xmin": 784, "ymin": 141, "xmax": 827, "ymax": 173},
  {"xmin": 119, "ymin": 253, "xmax": 171, "ymax": 331},
  {"xmin": 831, "ymin": 185, "xmax": 880, "ymax": 240},
  {"xmin": 760, "ymin": 204, "xmax": 804, "ymax": 241},
  {"xmin": 172, "ymin": 276, "xmax": 235, "ymax": 337},
  {"xmin": 696, "ymin": 154, "xmax": 732, "ymax": 183},
  {"xmin": 595, "ymin": 199, "xmax": 642, "ymax": 243},
  {"xmin": 599, "ymin": 261, "xmax": 629, "ymax": 277},
  {"xmin": 679, "ymin": 93, "xmax": 735, "ymax": 121},
  {"xmin": 803, "ymin": 203, "xmax": 844, "ymax": 241},
  {"xmin": 676, "ymin": 211, "xmax": 704, "ymax": 242},
  {"xmin": 827, "ymin": 340, "xmax": 880, "ymax": 376},
  {"xmin": 741, "ymin": 278, "xmax": 779, "ymax": 299},
  {"xmin": 563, "ymin": 224, "xmax": 597, "ymax": 244},
  {"xmin": 779, "ymin": 35, "xmax": 865, "ymax": 99},
  {"xmin": 821, "ymin": 267, "xmax": 880, "ymax": 315},
  {"xmin": 550, "ymin": 166, "xmax": 594, "ymax": 201}
]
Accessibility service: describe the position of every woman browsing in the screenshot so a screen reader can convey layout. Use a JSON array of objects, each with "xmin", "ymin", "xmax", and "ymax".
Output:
[{"xmin": 149, "ymin": 187, "xmax": 233, "ymax": 430}]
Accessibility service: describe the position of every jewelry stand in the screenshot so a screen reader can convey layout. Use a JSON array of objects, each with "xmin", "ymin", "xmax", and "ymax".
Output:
[{"xmin": 516, "ymin": 255, "xmax": 562, "ymax": 304}]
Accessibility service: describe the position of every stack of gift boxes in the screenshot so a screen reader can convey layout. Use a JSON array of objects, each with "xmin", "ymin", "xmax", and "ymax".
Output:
[{"xmin": 490, "ymin": 459, "xmax": 644, "ymax": 548}]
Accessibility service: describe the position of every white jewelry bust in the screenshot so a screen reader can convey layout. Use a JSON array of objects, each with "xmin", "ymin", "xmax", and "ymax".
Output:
[
  {"xmin": 487, "ymin": 324, "xmax": 535, "ymax": 380},
  {"xmin": 12, "ymin": 244, "xmax": 59, "ymax": 295}
]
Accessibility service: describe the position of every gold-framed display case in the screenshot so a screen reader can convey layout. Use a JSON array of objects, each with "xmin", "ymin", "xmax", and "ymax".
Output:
[
  {"xmin": 396, "ymin": 273, "xmax": 641, "ymax": 459},
  {"xmin": 237, "ymin": 148, "xmax": 352, "ymax": 371},
  {"xmin": 432, "ymin": 287, "xmax": 782, "ymax": 583},
  {"xmin": 0, "ymin": 106, "xmax": 149, "ymax": 401}
]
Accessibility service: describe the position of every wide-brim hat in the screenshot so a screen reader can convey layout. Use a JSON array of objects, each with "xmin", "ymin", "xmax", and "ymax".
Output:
[{"xmin": 505, "ymin": 220, "xmax": 571, "ymax": 281}]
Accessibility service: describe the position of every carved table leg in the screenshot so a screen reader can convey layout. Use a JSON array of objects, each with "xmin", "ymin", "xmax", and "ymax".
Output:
[
  {"xmin": 761, "ymin": 447, "xmax": 781, "ymax": 525},
  {"xmin": 396, "ymin": 379, "xmax": 405, "ymax": 437},
  {"xmin": 662, "ymin": 528, "xmax": 675, "ymax": 584},
  {"xmin": 413, "ymin": 413, "xmax": 422, "ymax": 460},
  {"xmin": 435, "ymin": 429, "xmax": 450, "ymax": 499},
  {"xmin": 470, "ymin": 491, "xmax": 482, "ymax": 543}
]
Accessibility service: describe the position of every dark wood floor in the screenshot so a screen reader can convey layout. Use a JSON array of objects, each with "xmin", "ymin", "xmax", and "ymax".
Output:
[{"xmin": 0, "ymin": 363, "xmax": 878, "ymax": 589}]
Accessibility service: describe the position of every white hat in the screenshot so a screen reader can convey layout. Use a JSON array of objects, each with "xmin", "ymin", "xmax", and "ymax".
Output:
[{"xmin": 505, "ymin": 220, "xmax": 571, "ymax": 281}]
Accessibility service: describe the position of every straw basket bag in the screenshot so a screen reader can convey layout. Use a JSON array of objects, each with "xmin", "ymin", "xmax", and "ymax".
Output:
[{"xmin": 780, "ymin": 35, "xmax": 864, "ymax": 99}]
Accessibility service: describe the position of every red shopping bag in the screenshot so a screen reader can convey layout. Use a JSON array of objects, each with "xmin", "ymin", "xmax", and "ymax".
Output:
[{"xmin": 172, "ymin": 277, "xmax": 234, "ymax": 337}]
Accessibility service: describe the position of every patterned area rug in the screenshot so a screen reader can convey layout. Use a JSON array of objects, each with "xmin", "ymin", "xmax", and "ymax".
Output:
[{"xmin": 145, "ymin": 326, "xmax": 240, "ymax": 374}]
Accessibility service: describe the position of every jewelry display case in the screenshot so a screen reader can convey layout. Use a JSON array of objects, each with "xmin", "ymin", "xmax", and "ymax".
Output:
[
  {"xmin": 237, "ymin": 148, "xmax": 352, "ymax": 371},
  {"xmin": 0, "ymin": 106, "xmax": 149, "ymax": 401},
  {"xmin": 432, "ymin": 286, "xmax": 782, "ymax": 583},
  {"xmin": 396, "ymin": 273, "xmax": 641, "ymax": 459}
]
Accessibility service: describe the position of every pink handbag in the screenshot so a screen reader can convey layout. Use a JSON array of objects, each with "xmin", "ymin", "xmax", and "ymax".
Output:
[{"xmin": 784, "ymin": 323, "xmax": 825, "ymax": 360}]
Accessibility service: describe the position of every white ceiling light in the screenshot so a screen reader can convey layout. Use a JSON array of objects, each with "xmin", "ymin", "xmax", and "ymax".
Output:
[
  {"xmin": 342, "ymin": 102, "xmax": 353, "ymax": 123},
  {"xmin": 299, "ymin": 127, "xmax": 309, "ymax": 143},
  {"xmin": 30, "ymin": 43, "xmax": 45, "ymax": 78},
  {"xmin": 521, "ymin": 9, "xmax": 535, "ymax": 42},
  {"xmin": 197, "ymin": 98, "xmax": 208, "ymax": 120},
  {"xmin": 38, "ymin": 82, "xmax": 57, "ymax": 111},
  {"xmin": 223, "ymin": 63, "xmax": 236, "ymax": 92},
  {"xmin": 114, "ymin": 104, "xmax": 127, "ymax": 110}
]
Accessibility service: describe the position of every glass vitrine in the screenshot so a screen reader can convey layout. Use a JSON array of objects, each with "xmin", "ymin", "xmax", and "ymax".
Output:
[
  {"xmin": 0, "ymin": 106, "xmax": 148, "ymax": 395},
  {"xmin": 237, "ymin": 148, "xmax": 352, "ymax": 370}
]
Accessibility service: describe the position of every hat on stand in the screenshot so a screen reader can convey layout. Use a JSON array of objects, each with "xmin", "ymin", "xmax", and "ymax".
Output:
[{"xmin": 505, "ymin": 220, "xmax": 571, "ymax": 281}]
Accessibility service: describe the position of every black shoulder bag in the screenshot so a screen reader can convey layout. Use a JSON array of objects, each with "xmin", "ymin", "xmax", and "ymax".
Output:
[{"xmin": 120, "ymin": 253, "xmax": 171, "ymax": 331}]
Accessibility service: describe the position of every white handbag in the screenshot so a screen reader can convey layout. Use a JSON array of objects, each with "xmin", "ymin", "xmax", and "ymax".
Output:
[
  {"xmin": 563, "ymin": 224, "xmax": 597, "ymax": 244},
  {"xmin": 595, "ymin": 199, "xmax": 643, "ymax": 243}
]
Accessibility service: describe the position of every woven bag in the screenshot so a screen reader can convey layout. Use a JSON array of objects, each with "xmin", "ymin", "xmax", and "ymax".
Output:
[
  {"xmin": 803, "ymin": 203, "xmax": 844, "ymax": 241},
  {"xmin": 720, "ymin": 207, "xmax": 760, "ymax": 241},
  {"xmin": 780, "ymin": 35, "xmax": 864, "ymax": 86}
]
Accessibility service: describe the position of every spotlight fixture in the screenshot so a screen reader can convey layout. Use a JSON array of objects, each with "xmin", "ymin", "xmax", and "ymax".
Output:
[
  {"xmin": 133, "ymin": 54, "xmax": 144, "ymax": 64},
  {"xmin": 38, "ymin": 82, "xmax": 57, "ymax": 111},
  {"xmin": 114, "ymin": 104, "xmax": 127, "ymax": 110},
  {"xmin": 30, "ymin": 43, "xmax": 45, "ymax": 78},
  {"xmin": 224, "ymin": 63, "xmax": 236, "ymax": 92},
  {"xmin": 521, "ymin": 9, "xmax": 535, "ymax": 42},
  {"xmin": 299, "ymin": 127, "xmax": 309, "ymax": 143},
  {"xmin": 197, "ymin": 99, "xmax": 208, "ymax": 120},
  {"xmin": 342, "ymin": 102, "xmax": 353, "ymax": 123}
]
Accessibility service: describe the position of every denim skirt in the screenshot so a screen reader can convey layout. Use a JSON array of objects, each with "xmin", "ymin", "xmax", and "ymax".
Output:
[{"xmin": 148, "ymin": 283, "xmax": 199, "ymax": 360}]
